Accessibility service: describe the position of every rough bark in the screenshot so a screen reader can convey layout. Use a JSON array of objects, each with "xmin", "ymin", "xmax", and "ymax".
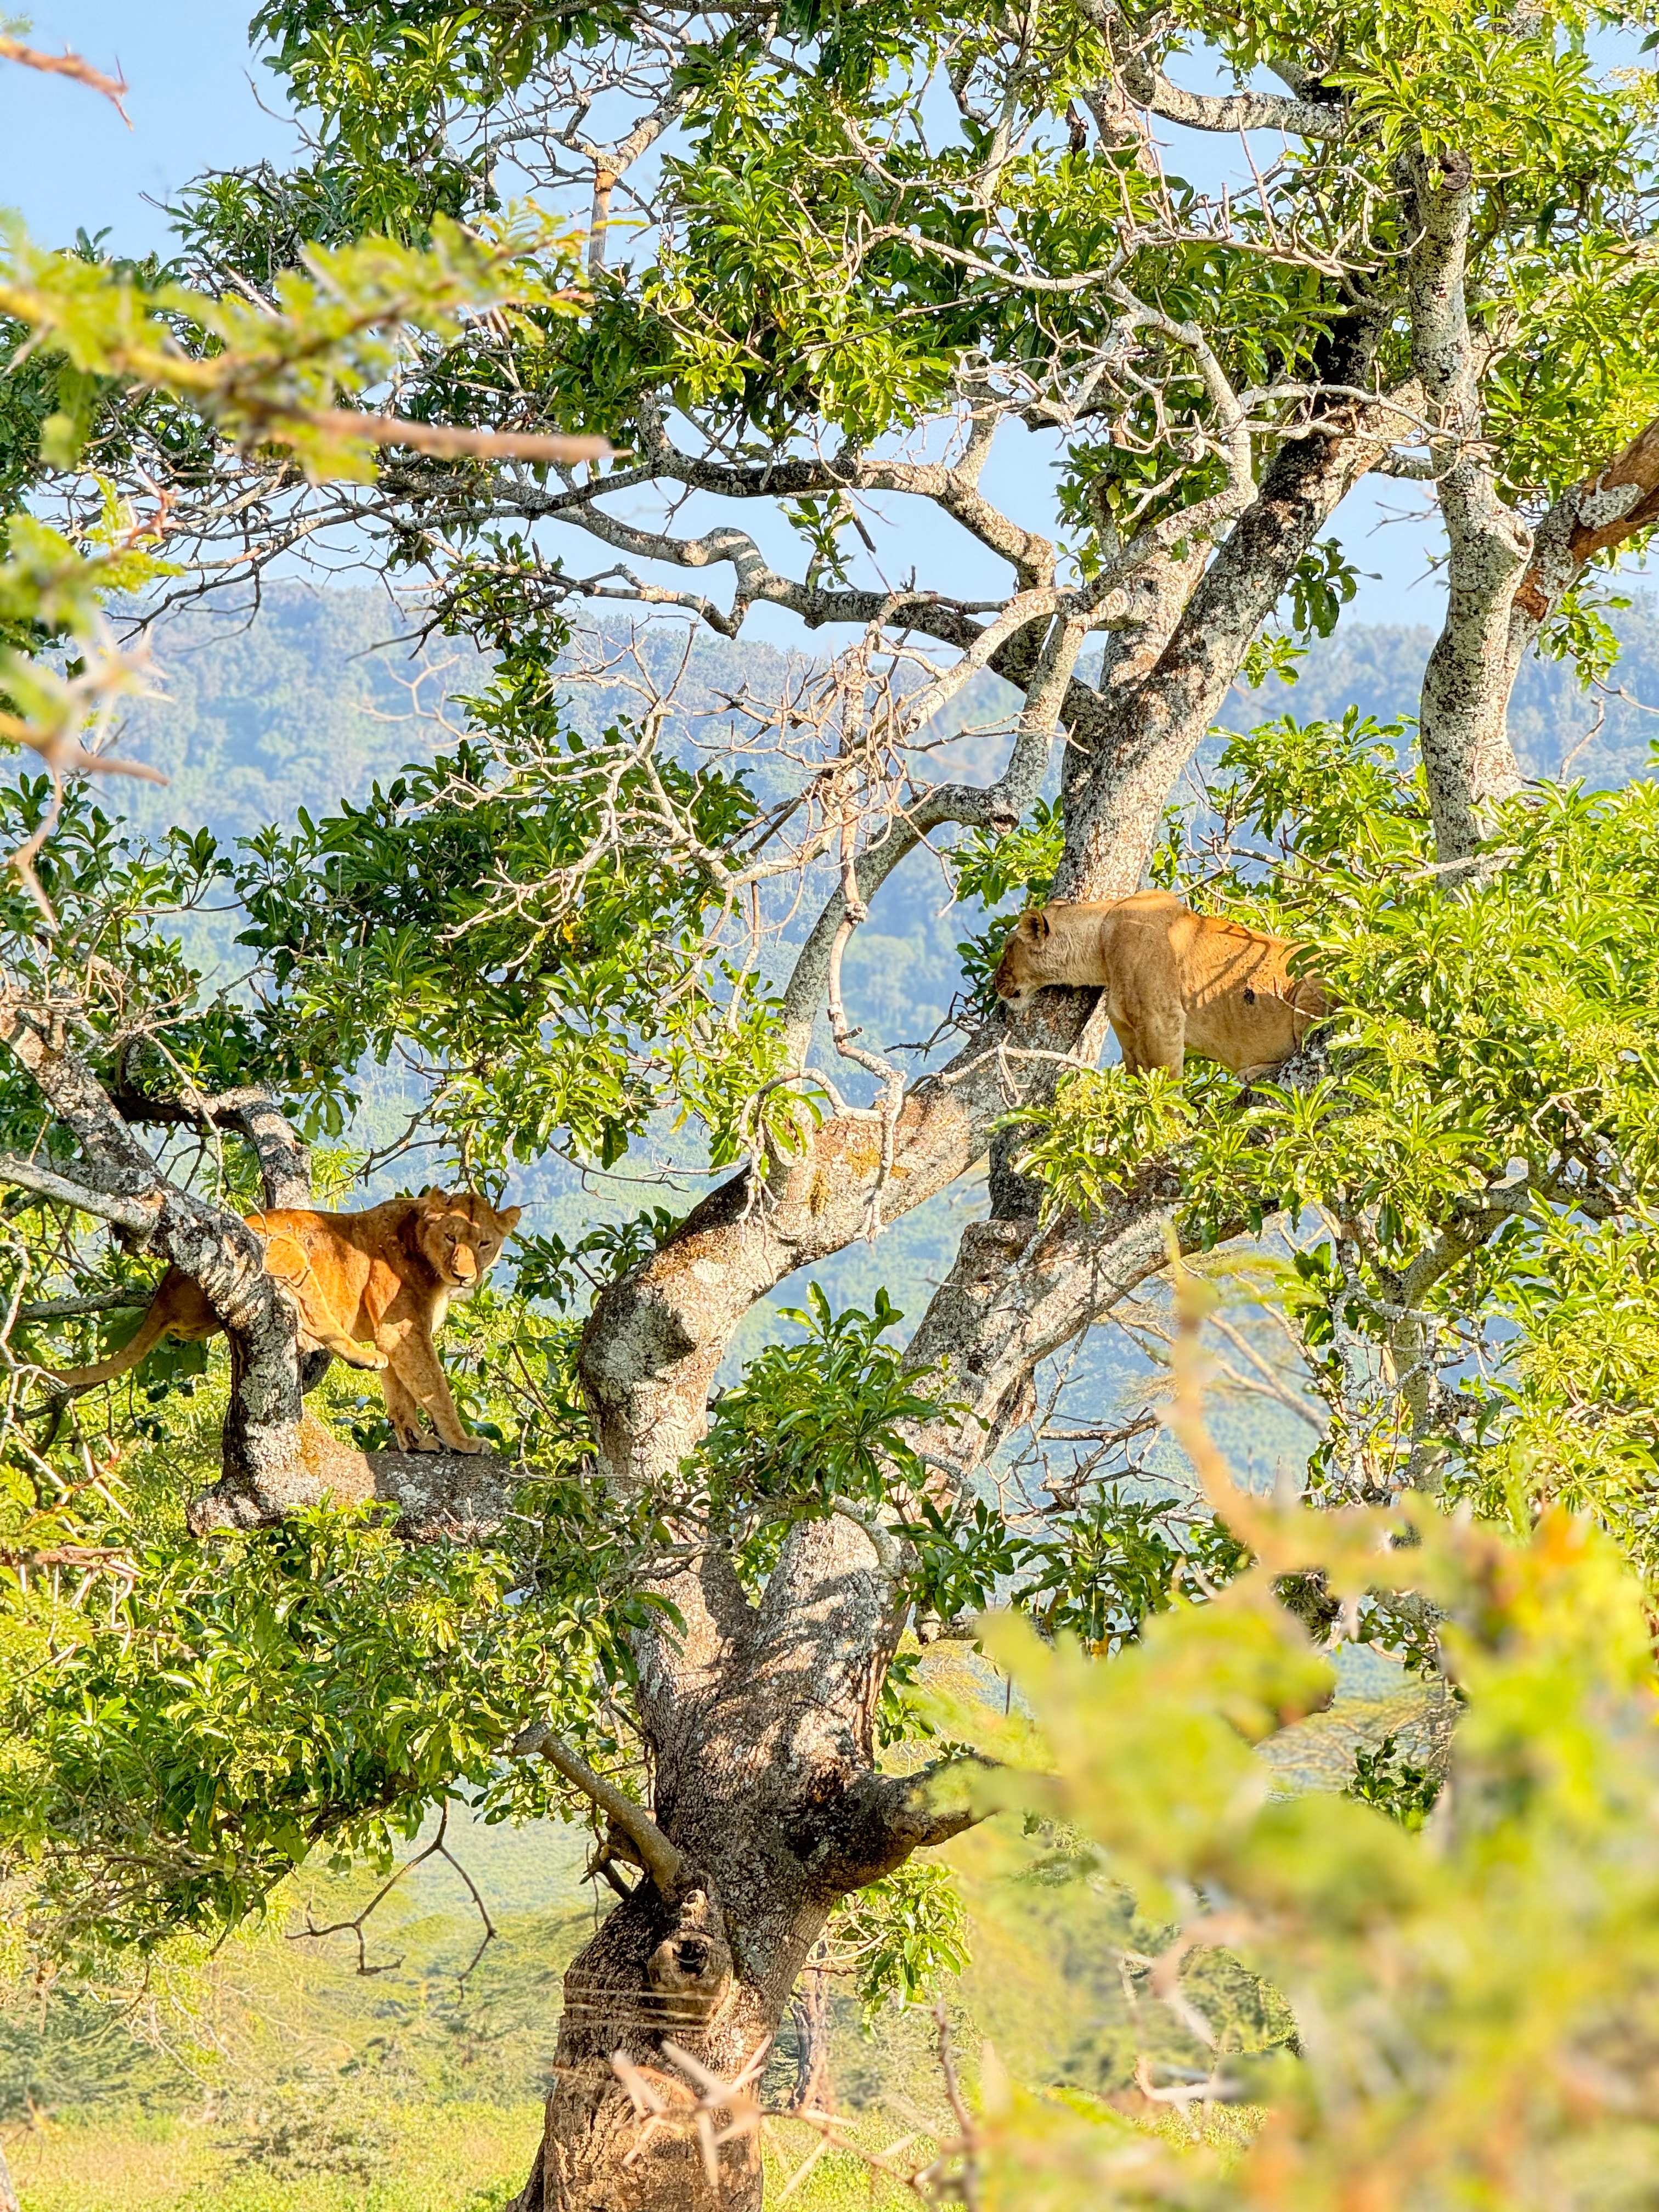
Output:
[
  {"xmin": 517, "ymin": 286, "xmax": 1412, "ymax": 2204},
  {"xmin": 898, "ymin": 1168, "xmax": 1185, "ymax": 1488},
  {"xmin": 187, "ymin": 1420, "xmax": 517, "ymax": 1539},
  {"xmin": 111, "ymin": 1075, "xmax": 314, "ymax": 1210},
  {"xmin": 1054, "ymin": 336, "xmax": 1400, "ymax": 901},
  {"xmin": 1404, "ymin": 150, "xmax": 1532, "ymax": 862},
  {"xmin": 1407, "ymin": 156, "xmax": 1659, "ymax": 863},
  {"xmin": 786, "ymin": 1951, "xmax": 835, "ymax": 2114},
  {"xmin": 520, "ymin": 1506, "xmax": 977, "ymax": 2211},
  {"xmin": 1514, "ymin": 412, "xmax": 1659, "ymax": 636}
]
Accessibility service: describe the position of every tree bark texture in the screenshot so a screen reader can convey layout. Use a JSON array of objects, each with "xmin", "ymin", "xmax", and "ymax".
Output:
[
  {"xmin": 1404, "ymin": 149, "xmax": 1532, "ymax": 861},
  {"xmin": 786, "ymin": 1952, "xmax": 835, "ymax": 2115},
  {"xmin": 1053, "ymin": 325, "xmax": 1399, "ymax": 900}
]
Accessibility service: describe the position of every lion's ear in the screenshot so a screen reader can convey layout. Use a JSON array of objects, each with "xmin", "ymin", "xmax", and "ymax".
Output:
[
  {"xmin": 1035, "ymin": 910, "xmax": 1052, "ymax": 940},
  {"xmin": 421, "ymin": 1185, "xmax": 445, "ymax": 1207},
  {"xmin": 500, "ymin": 1205, "xmax": 522, "ymax": 1231}
]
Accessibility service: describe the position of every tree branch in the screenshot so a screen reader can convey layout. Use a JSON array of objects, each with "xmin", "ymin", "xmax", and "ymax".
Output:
[
  {"xmin": 1404, "ymin": 149, "xmax": 1530, "ymax": 862},
  {"xmin": 510, "ymin": 1720, "xmax": 687, "ymax": 1895},
  {"xmin": 1073, "ymin": 0, "xmax": 1344, "ymax": 137},
  {"xmin": 0, "ymin": 33, "xmax": 127, "ymax": 117},
  {"xmin": 778, "ymin": 614, "xmax": 1087, "ymax": 1070},
  {"xmin": 1134, "ymin": 73, "xmax": 1344, "ymax": 138},
  {"xmin": 810, "ymin": 1757, "xmax": 997, "ymax": 1890},
  {"xmin": 110, "ymin": 1079, "xmax": 312, "ymax": 1210},
  {"xmin": 0, "ymin": 1152, "xmax": 158, "ymax": 1234},
  {"xmin": 1056, "ymin": 340, "xmax": 1400, "ymax": 898},
  {"xmin": 16, "ymin": 1288, "xmax": 148, "ymax": 1321},
  {"xmin": 1513, "ymin": 409, "xmax": 1659, "ymax": 635}
]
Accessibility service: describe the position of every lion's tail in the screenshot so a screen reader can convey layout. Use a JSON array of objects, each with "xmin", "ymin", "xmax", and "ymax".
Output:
[{"xmin": 48, "ymin": 1298, "xmax": 174, "ymax": 1392}]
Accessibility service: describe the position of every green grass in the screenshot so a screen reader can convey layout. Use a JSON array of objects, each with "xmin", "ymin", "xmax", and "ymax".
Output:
[
  {"xmin": 8, "ymin": 2103, "xmax": 932, "ymax": 2211},
  {"xmin": 5, "ymin": 2100, "xmax": 538, "ymax": 2212}
]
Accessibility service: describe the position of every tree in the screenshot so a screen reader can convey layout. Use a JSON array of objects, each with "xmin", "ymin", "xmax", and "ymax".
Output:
[{"xmin": 8, "ymin": 4, "xmax": 1659, "ymax": 2210}]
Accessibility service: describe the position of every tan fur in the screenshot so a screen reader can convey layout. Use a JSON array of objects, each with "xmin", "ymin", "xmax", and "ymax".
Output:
[
  {"xmin": 992, "ymin": 891, "xmax": 1328, "ymax": 1079},
  {"xmin": 52, "ymin": 1188, "xmax": 521, "ymax": 1455}
]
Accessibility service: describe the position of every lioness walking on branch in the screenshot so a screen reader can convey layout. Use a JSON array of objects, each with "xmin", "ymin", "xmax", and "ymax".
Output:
[
  {"xmin": 52, "ymin": 1187, "xmax": 520, "ymax": 1455},
  {"xmin": 994, "ymin": 891, "xmax": 1328, "ymax": 1079}
]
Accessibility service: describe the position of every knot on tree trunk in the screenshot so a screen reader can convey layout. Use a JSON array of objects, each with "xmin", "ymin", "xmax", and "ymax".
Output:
[{"xmin": 644, "ymin": 1886, "xmax": 735, "ymax": 2033}]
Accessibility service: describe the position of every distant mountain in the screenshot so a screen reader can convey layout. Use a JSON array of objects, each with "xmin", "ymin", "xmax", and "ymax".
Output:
[
  {"xmin": 110, "ymin": 586, "xmax": 1659, "ymax": 858},
  {"xmin": 1230, "ymin": 611, "xmax": 1659, "ymax": 788}
]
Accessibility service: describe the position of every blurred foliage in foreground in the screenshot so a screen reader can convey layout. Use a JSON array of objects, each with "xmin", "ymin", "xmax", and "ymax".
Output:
[{"xmin": 910, "ymin": 1310, "xmax": 1659, "ymax": 2211}]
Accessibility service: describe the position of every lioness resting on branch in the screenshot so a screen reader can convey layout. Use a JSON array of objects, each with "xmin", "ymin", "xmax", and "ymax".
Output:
[
  {"xmin": 994, "ymin": 891, "xmax": 1328, "ymax": 1079},
  {"xmin": 52, "ymin": 1187, "xmax": 520, "ymax": 1455}
]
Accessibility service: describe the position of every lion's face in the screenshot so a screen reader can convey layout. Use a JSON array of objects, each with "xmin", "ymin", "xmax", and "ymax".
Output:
[
  {"xmin": 416, "ymin": 1189, "xmax": 522, "ymax": 1289},
  {"xmin": 992, "ymin": 908, "xmax": 1056, "ymax": 1006}
]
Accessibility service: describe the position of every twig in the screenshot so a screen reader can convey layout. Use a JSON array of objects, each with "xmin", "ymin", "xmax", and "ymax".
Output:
[
  {"xmin": 0, "ymin": 35, "xmax": 128, "ymax": 120},
  {"xmin": 286, "ymin": 1801, "xmax": 498, "ymax": 1985}
]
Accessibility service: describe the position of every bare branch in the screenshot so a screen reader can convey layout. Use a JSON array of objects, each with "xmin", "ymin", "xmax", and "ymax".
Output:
[
  {"xmin": 0, "ymin": 1152, "xmax": 157, "ymax": 1235},
  {"xmin": 510, "ymin": 1719, "xmax": 687, "ymax": 1895},
  {"xmin": 1515, "ymin": 409, "xmax": 1659, "ymax": 633},
  {"xmin": 15, "ymin": 1288, "xmax": 148, "ymax": 1321},
  {"xmin": 110, "ymin": 1079, "xmax": 312, "ymax": 1210},
  {"xmin": 0, "ymin": 33, "xmax": 128, "ymax": 119},
  {"xmin": 780, "ymin": 614, "xmax": 1087, "ymax": 1070}
]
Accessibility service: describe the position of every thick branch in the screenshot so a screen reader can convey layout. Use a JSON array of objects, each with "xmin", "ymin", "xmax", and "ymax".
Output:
[
  {"xmin": 1510, "ymin": 409, "xmax": 1659, "ymax": 658},
  {"xmin": 0, "ymin": 1152, "xmax": 158, "ymax": 1234},
  {"xmin": 899, "ymin": 1175, "xmax": 1181, "ymax": 1489},
  {"xmin": 810, "ymin": 1758, "xmax": 995, "ymax": 1891},
  {"xmin": 111, "ymin": 1080, "xmax": 312, "ymax": 1211},
  {"xmin": 897, "ymin": 1038, "xmax": 1336, "ymax": 1499},
  {"xmin": 1074, "ymin": 1, "xmax": 1344, "ymax": 138},
  {"xmin": 1133, "ymin": 72, "xmax": 1343, "ymax": 138},
  {"xmin": 1056, "ymin": 341, "xmax": 1399, "ymax": 898},
  {"xmin": 1405, "ymin": 150, "xmax": 1530, "ymax": 861}
]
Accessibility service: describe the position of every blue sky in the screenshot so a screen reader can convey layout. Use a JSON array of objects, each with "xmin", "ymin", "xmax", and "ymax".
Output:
[
  {"xmin": 0, "ymin": 2, "xmax": 295, "ymax": 257},
  {"xmin": 0, "ymin": 4, "xmax": 1448, "ymax": 637}
]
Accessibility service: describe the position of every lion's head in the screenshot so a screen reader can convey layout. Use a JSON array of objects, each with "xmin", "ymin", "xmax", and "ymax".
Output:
[
  {"xmin": 992, "ymin": 906, "xmax": 1058, "ymax": 1007},
  {"xmin": 415, "ymin": 1188, "xmax": 522, "ymax": 1289}
]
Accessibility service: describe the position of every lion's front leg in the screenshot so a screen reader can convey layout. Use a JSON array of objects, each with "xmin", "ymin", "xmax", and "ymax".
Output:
[
  {"xmin": 1113, "ymin": 1013, "xmax": 1186, "ymax": 1077},
  {"xmin": 380, "ymin": 1327, "xmax": 484, "ymax": 1454},
  {"xmin": 376, "ymin": 1359, "xmax": 438, "ymax": 1452}
]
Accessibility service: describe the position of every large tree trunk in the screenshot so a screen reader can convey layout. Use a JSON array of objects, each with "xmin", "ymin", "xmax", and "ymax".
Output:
[{"xmin": 518, "ymin": 1509, "xmax": 963, "ymax": 2211}]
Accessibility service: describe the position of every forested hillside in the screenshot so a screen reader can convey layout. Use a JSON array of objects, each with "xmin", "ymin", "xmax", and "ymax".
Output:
[
  {"xmin": 114, "ymin": 582, "xmax": 1657, "ymax": 851},
  {"xmin": 11, "ymin": 0, "xmax": 1659, "ymax": 2190}
]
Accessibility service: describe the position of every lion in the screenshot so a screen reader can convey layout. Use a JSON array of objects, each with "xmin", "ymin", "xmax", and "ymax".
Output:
[
  {"xmin": 50, "ymin": 1187, "xmax": 521, "ymax": 1455},
  {"xmin": 992, "ymin": 891, "xmax": 1327, "ymax": 1078}
]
